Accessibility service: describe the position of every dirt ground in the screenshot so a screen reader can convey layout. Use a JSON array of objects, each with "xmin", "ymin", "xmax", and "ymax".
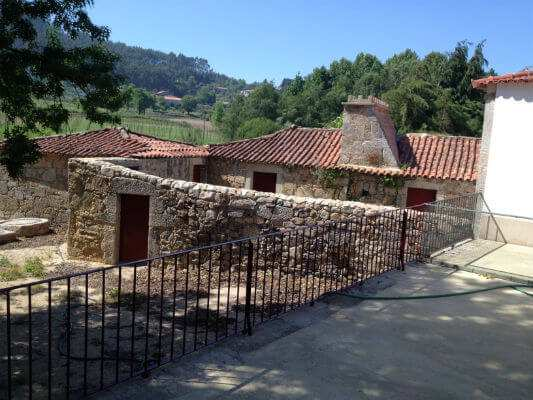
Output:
[{"xmin": 0, "ymin": 232, "xmax": 107, "ymax": 289}]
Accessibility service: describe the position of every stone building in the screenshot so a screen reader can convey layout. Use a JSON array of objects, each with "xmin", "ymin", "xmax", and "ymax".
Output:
[
  {"xmin": 2, "ymin": 96, "xmax": 479, "ymax": 237},
  {"xmin": 207, "ymin": 96, "xmax": 480, "ymax": 207},
  {"xmin": 0, "ymin": 128, "xmax": 207, "ymax": 228}
]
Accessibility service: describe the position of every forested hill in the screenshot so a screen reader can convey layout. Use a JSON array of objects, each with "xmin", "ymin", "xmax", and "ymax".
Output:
[
  {"xmin": 106, "ymin": 42, "xmax": 246, "ymax": 96},
  {"xmin": 32, "ymin": 20, "xmax": 246, "ymax": 96}
]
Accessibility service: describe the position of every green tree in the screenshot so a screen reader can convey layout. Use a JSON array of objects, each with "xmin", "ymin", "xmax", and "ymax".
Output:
[
  {"xmin": 0, "ymin": 0, "xmax": 126, "ymax": 177},
  {"xmin": 181, "ymin": 95, "xmax": 197, "ymax": 114},
  {"xmin": 210, "ymin": 102, "xmax": 226, "ymax": 127},
  {"xmin": 384, "ymin": 49, "xmax": 420, "ymax": 89},
  {"xmin": 243, "ymin": 82, "xmax": 280, "ymax": 120},
  {"xmin": 220, "ymin": 96, "xmax": 246, "ymax": 139},
  {"xmin": 196, "ymin": 85, "xmax": 216, "ymax": 105},
  {"xmin": 136, "ymin": 89, "xmax": 156, "ymax": 114},
  {"xmin": 236, "ymin": 117, "xmax": 280, "ymax": 139},
  {"xmin": 383, "ymin": 80, "xmax": 436, "ymax": 133}
]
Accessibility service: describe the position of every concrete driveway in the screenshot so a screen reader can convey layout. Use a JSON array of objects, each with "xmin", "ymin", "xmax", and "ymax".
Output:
[{"xmin": 96, "ymin": 264, "xmax": 533, "ymax": 400}]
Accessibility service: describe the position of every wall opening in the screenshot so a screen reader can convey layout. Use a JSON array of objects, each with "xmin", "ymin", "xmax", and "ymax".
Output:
[
  {"xmin": 406, "ymin": 187, "xmax": 437, "ymax": 210},
  {"xmin": 252, "ymin": 171, "xmax": 277, "ymax": 193},
  {"xmin": 119, "ymin": 194, "xmax": 150, "ymax": 262},
  {"xmin": 192, "ymin": 164, "xmax": 207, "ymax": 183}
]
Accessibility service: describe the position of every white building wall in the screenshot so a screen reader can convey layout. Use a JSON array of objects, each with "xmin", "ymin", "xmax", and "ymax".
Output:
[{"xmin": 483, "ymin": 84, "xmax": 533, "ymax": 218}]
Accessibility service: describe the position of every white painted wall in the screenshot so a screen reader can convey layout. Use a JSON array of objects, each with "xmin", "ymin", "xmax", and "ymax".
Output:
[{"xmin": 483, "ymin": 84, "xmax": 533, "ymax": 218}]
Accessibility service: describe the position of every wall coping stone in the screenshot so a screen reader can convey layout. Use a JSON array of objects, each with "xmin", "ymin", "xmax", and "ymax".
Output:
[{"xmin": 69, "ymin": 157, "xmax": 394, "ymax": 216}]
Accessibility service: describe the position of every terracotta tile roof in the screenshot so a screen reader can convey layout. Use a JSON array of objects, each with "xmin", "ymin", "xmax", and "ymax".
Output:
[
  {"xmin": 399, "ymin": 133, "xmax": 479, "ymax": 181},
  {"xmin": 208, "ymin": 126, "xmax": 342, "ymax": 168},
  {"xmin": 34, "ymin": 128, "xmax": 208, "ymax": 159},
  {"xmin": 209, "ymin": 128, "xmax": 480, "ymax": 182},
  {"xmin": 472, "ymin": 69, "xmax": 533, "ymax": 89}
]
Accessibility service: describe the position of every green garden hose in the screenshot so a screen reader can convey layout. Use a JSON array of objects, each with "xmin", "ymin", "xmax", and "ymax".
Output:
[{"xmin": 336, "ymin": 284, "xmax": 533, "ymax": 301}]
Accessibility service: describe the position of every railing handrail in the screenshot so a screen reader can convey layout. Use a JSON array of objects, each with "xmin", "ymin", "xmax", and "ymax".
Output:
[{"xmin": 0, "ymin": 193, "xmax": 481, "ymax": 295}]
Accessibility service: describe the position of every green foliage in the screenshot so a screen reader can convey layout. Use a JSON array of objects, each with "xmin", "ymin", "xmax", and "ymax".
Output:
[
  {"xmin": 23, "ymin": 257, "xmax": 46, "ymax": 279},
  {"xmin": 312, "ymin": 168, "xmax": 347, "ymax": 188},
  {"xmin": 211, "ymin": 102, "xmax": 226, "ymax": 126},
  {"xmin": 0, "ymin": 256, "xmax": 24, "ymax": 281},
  {"xmin": 212, "ymin": 82, "xmax": 281, "ymax": 140},
  {"xmin": 195, "ymin": 86, "xmax": 216, "ymax": 105},
  {"xmin": 224, "ymin": 41, "xmax": 490, "ymax": 140},
  {"xmin": 124, "ymin": 86, "xmax": 156, "ymax": 114},
  {"xmin": 380, "ymin": 176, "xmax": 403, "ymax": 189},
  {"xmin": 0, "ymin": 0, "xmax": 127, "ymax": 177},
  {"xmin": 236, "ymin": 117, "xmax": 280, "ymax": 139},
  {"xmin": 181, "ymin": 95, "xmax": 197, "ymax": 114},
  {"xmin": 325, "ymin": 114, "xmax": 343, "ymax": 128},
  {"xmin": 0, "ymin": 256, "xmax": 47, "ymax": 281},
  {"xmin": 105, "ymin": 42, "xmax": 245, "ymax": 97}
]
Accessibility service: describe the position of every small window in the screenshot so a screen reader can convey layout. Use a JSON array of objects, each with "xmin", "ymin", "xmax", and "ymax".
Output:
[
  {"xmin": 192, "ymin": 164, "xmax": 207, "ymax": 183},
  {"xmin": 252, "ymin": 171, "xmax": 277, "ymax": 193}
]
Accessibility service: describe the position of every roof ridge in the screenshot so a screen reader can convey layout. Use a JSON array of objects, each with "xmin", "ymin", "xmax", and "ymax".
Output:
[
  {"xmin": 207, "ymin": 126, "xmax": 341, "ymax": 149},
  {"xmin": 405, "ymin": 132, "xmax": 480, "ymax": 141}
]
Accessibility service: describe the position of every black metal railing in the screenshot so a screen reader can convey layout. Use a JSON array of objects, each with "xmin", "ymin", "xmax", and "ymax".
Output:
[{"xmin": 0, "ymin": 194, "xmax": 480, "ymax": 399}]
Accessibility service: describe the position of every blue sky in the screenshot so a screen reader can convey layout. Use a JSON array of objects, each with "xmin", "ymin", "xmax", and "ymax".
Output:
[{"xmin": 88, "ymin": 0, "xmax": 533, "ymax": 84}]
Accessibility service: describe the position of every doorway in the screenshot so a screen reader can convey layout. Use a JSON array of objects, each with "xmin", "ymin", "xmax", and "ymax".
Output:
[
  {"xmin": 119, "ymin": 194, "xmax": 149, "ymax": 263},
  {"xmin": 406, "ymin": 188, "xmax": 437, "ymax": 210}
]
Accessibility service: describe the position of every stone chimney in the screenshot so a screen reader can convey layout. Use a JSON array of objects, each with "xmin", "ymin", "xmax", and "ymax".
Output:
[{"xmin": 339, "ymin": 96, "xmax": 399, "ymax": 168}]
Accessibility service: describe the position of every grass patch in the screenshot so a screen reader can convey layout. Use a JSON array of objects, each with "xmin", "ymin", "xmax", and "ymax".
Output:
[
  {"xmin": 23, "ymin": 257, "xmax": 47, "ymax": 279},
  {"xmin": 0, "ymin": 256, "xmax": 25, "ymax": 281},
  {"xmin": 0, "ymin": 256, "xmax": 48, "ymax": 282}
]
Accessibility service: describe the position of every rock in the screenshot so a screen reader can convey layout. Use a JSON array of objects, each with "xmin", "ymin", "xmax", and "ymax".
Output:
[
  {"xmin": 0, "ymin": 218, "xmax": 50, "ymax": 237},
  {"xmin": 0, "ymin": 228, "xmax": 16, "ymax": 244}
]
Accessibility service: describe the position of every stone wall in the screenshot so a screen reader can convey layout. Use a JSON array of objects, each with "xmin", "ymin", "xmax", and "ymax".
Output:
[
  {"xmin": 398, "ymin": 177, "xmax": 476, "ymax": 206},
  {"xmin": 0, "ymin": 155, "xmax": 199, "ymax": 230},
  {"xmin": 346, "ymin": 172, "xmax": 400, "ymax": 206},
  {"xmin": 207, "ymin": 157, "xmax": 476, "ymax": 208},
  {"xmin": 206, "ymin": 158, "xmax": 347, "ymax": 199},
  {"xmin": 67, "ymin": 158, "xmax": 390, "ymax": 264},
  {"xmin": 0, "ymin": 154, "xmax": 70, "ymax": 228}
]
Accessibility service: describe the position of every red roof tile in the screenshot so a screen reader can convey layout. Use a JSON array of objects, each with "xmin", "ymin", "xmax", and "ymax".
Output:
[
  {"xmin": 396, "ymin": 133, "xmax": 480, "ymax": 182},
  {"xmin": 209, "ymin": 128, "xmax": 480, "ymax": 182},
  {"xmin": 34, "ymin": 128, "xmax": 208, "ymax": 159},
  {"xmin": 208, "ymin": 126, "xmax": 342, "ymax": 168},
  {"xmin": 472, "ymin": 69, "xmax": 533, "ymax": 89}
]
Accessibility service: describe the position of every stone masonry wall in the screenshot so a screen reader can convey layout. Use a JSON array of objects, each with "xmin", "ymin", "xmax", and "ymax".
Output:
[
  {"xmin": 206, "ymin": 158, "xmax": 347, "ymax": 199},
  {"xmin": 207, "ymin": 158, "xmax": 475, "ymax": 208},
  {"xmin": 346, "ymin": 172, "xmax": 400, "ymax": 206},
  {"xmin": 67, "ymin": 158, "xmax": 390, "ymax": 264},
  {"xmin": 0, "ymin": 154, "xmax": 70, "ymax": 228},
  {"xmin": 0, "ymin": 155, "xmax": 197, "ymax": 230}
]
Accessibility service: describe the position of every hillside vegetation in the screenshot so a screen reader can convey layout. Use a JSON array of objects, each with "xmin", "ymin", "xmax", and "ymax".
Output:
[{"xmin": 213, "ymin": 41, "xmax": 493, "ymax": 139}]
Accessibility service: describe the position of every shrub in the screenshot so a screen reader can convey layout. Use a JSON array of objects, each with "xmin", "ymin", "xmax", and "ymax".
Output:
[
  {"xmin": 0, "ymin": 256, "xmax": 25, "ymax": 281},
  {"xmin": 236, "ymin": 117, "xmax": 280, "ymax": 139},
  {"xmin": 23, "ymin": 257, "xmax": 46, "ymax": 279}
]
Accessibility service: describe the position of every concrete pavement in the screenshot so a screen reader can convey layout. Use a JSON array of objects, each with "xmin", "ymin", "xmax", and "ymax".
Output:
[
  {"xmin": 95, "ymin": 264, "xmax": 533, "ymax": 400},
  {"xmin": 433, "ymin": 239, "xmax": 533, "ymax": 284}
]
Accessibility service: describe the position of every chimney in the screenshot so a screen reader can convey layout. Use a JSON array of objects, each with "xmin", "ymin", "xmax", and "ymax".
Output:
[{"xmin": 339, "ymin": 96, "xmax": 399, "ymax": 168}]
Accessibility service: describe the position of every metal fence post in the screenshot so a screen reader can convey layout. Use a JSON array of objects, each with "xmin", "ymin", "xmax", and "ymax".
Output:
[
  {"xmin": 243, "ymin": 241, "xmax": 254, "ymax": 336},
  {"xmin": 399, "ymin": 210, "xmax": 408, "ymax": 271}
]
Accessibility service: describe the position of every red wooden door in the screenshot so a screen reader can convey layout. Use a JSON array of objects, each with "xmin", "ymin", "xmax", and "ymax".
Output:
[
  {"xmin": 119, "ymin": 194, "xmax": 149, "ymax": 262},
  {"xmin": 252, "ymin": 172, "xmax": 277, "ymax": 193},
  {"xmin": 406, "ymin": 188, "xmax": 437, "ymax": 210}
]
